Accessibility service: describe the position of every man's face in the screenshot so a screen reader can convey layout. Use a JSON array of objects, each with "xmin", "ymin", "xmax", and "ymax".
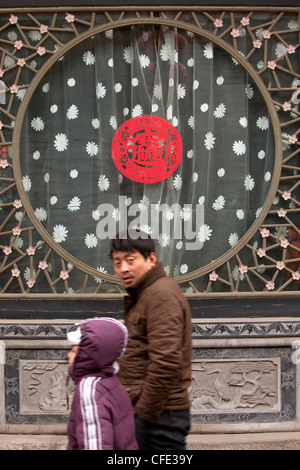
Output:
[{"xmin": 112, "ymin": 250, "xmax": 157, "ymax": 287}]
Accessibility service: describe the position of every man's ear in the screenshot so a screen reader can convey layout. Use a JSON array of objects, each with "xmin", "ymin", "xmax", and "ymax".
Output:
[{"xmin": 148, "ymin": 252, "xmax": 157, "ymax": 267}]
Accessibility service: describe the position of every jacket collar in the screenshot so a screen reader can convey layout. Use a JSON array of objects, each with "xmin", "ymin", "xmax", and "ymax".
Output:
[{"xmin": 125, "ymin": 262, "xmax": 166, "ymax": 300}]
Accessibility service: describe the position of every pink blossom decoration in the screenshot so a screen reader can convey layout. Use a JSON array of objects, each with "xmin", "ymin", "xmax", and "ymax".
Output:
[
  {"xmin": 253, "ymin": 40, "xmax": 262, "ymax": 49},
  {"xmin": 292, "ymin": 271, "xmax": 300, "ymax": 281},
  {"xmin": 257, "ymin": 248, "xmax": 266, "ymax": 258},
  {"xmin": 13, "ymin": 199, "xmax": 22, "ymax": 208},
  {"xmin": 27, "ymin": 278, "xmax": 35, "ymax": 288},
  {"xmin": 12, "ymin": 226, "xmax": 22, "ymax": 236},
  {"xmin": 214, "ymin": 18, "xmax": 223, "ymax": 28},
  {"xmin": 14, "ymin": 40, "xmax": 23, "ymax": 50},
  {"xmin": 231, "ymin": 29, "xmax": 240, "ymax": 38},
  {"xmin": 277, "ymin": 208, "xmax": 287, "ymax": 218},
  {"xmin": 266, "ymin": 281, "xmax": 275, "ymax": 291},
  {"xmin": 17, "ymin": 58, "xmax": 26, "ymax": 67},
  {"xmin": 241, "ymin": 17, "xmax": 250, "ymax": 26},
  {"xmin": 276, "ymin": 261, "xmax": 285, "ymax": 270},
  {"xmin": 260, "ymin": 228, "xmax": 270, "ymax": 238},
  {"xmin": 267, "ymin": 60, "xmax": 277, "ymax": 70},
  {"xmin": 282, "ymin": 191, "xmax": 291, "ymax": 200},
  {"xmin": 3, "ymin": 246, "xmax": 12, "ymax": 255},
  {"xmin": 10, "ymin": 84, "xmax": 19, "ymax": 94},
  {"xmin": 287, "ymin": 45, "xmax": 296, "ymax": 54},
  {"xmin": 0, "ymin": 159, "xmax": 8, "ymax": 169},
  {"xmin": 288, "ymin": 134, "xmax": 298, "ymax": 144},
  {"xmin": 9, "ymin": 14, "xmax": 18, "ymax": 24},
  {"xmin": 282, "ymin": 102, "xmax": 291, "ymax": 111},
  {"xmin": 262, "ymin": 30, "xmax": 271, "ymax": 39},
  {"xmin": 39, "ymin": 24, "xmax": 48, "ymax": 34},
  {"xmin": 238, "ymin": 265, "xmax": 248, "ymax": 274},
  {"xmin": 65, "ymin": 13, "xmax": 75, "ymax": 23},
  {"xmin": 38, "ymin": 260, "xmax": 48, "ymax": 270},
  {"xmin": 209, "ymin": 271, "xmax": 218, "ymax": 281},
  {"xmin": 60, "ymin": 270, "xmax": 69, "ymax": 280},
  {"xmin": 280, "ymin": 239, "xmax": 289, "ymax": 248},
  {"xmin": 37, "ymin": 46, "xmax": 46, "ymax": 56},
  {"xmin": 11, "ymin": 267, "xmax": 20, "ymax": 277},
  {"xmin": 26, "ymin": 246, "xmax": 36, "ymax": 256}
]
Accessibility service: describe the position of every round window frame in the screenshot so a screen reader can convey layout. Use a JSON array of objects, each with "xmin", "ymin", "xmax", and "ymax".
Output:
[{"xmin": 12, "ymin": 17, "xmax": 282, "ymax": 285}]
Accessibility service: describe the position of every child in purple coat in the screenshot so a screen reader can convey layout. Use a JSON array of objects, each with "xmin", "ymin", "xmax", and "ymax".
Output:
[{"xmin": 67, "ymin": 317, "xmax": 138, "ymax": 450}]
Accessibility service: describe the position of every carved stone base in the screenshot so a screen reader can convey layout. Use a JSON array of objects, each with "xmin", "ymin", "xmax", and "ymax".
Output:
[{"xmin": 0, "ymin": 317, "xmax": 300, "ymax": 434}]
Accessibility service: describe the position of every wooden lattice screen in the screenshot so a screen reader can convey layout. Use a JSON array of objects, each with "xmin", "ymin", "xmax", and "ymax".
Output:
[{"xmin": 0, "ymin": 6, "xmax": 299, "ymax": 298}]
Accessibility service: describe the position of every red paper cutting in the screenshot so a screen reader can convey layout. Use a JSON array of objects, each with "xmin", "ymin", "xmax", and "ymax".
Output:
[{"xmin": 112, "ymin": 115, "xmax": 182, "ymax": 184}]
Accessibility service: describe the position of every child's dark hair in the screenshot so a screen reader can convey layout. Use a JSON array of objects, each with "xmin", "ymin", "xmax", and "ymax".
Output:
[{"xmin": 110, "ymin": 230, "xmax": 156, "ymax": 260}]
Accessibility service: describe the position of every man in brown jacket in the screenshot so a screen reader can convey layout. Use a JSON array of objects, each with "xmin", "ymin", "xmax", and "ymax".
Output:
[{"xmin": 110, "ymin": 230, "xmax": 192, "ymax": 450}]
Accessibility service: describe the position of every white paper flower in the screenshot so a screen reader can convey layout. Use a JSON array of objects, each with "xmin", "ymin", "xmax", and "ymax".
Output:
[
  {"xmin": 70, "ymin": 169, "xmax": 78, "ymax": 178},
  {"xmin": 180, "ymin": 207, "xmax": 192, "ymax": 221},
  {"xmin": 245, "ymin": 84, "xmax": 254, "ymax": 99},
  {"xmin": 256, "ymin": 116, "xmax": 269, "ymax": 130},
  {"xmin": 33, "ymin": 151, "xmax": 40, "ymax": 160},
  {"xmin": 239, "ymin": 117, "xmax": 248, "ymax": 127},
  {"xmin": 173, "ymin": 174, "xmax": 182, "ymax": 190},
  {"xmin": 214, "ymin": 103, "xmax": 226, "ymax": 118},
  {"xmin": 236, "ymin": 209, "xmax": 244, "ymax": 220},
  {"xmin": 203, "ymin": 42, "xmax": 214, "ymax": 59},
  {"xmin": 228, "ymin": 232, "xmax": 239, "ymax": 247},
  {"xmin": 244, "ymin": 174, "xmax": 255, "ymax": 190},
  {"xmin": 177, "ymin": 84, "xmax": 186, "ymax": 99},
  {"xmin": 67, "ymin": 78, "xmax": 76, "ymax": 87},
  {"xmin": 217, "ymin": 168, "xmax": 225, "ymax": 177},
  {"xmin": 233, "ymin": 140, "xmax": 246, "ymax": 155},
  {"xmin": 123, "ymin": 46, "xmax": 133, "ymax": 64},
  {"xmin": 139, "ymin": 54, "xmax": 150, "ymax": 68},
  {"xmin": 158, "ymin": 233, "xmax": 171, "ymax": 247},
  {"xmin": 34, "ymin": 207, "xmax": 47, "ymax": 221},
  {"xmin": 52, "ymin": 224, "xmax": 68, "ymax": 243},
  {"xmin": 66, "ymin": 105, "xmax": 78, "ymax": 120},
  {"xmin": 85, "ymin": 233, "xmax": 98, "ymax": 248},
  {"xmin": 204, "ymin": 131, "xmax": 215, "ymax": 150},
  {"xmin": 98, "ymin": 174, "xmax": 110, "ymax": 191},
  {"xmin": 188, "ymin": 116, "xmax": 194, "ymax": 129},
  {"xmin": 96, "ymin": 82, "xmax": 106, "ymax": 99},
  {"xmin": 154, "ymin": 84, "xmax": 163, "ymax": 100},
  {"xmin": 83, "ymin": 51, "xmax": 95, "ymax": 65},
  {"xmin": 132, "ymin": 104, "xmax": 143, "ymax": 117},
  {"xmin": 109, "ymin": 116, "xmax": 117, "ymax": 129},
  {"xmin": 212, "ymin": 195, "xmax": 225, "ymax": 210},
  {"xmin": 160, "ymin": 43, "xmax": 172, "ymax": 61},
  {"xmin": 67, "ymin": 196, "xmax": 81, "ymax": 211},
  {"xmin": 198, "ymin": 224, "xmax": 212, "ymax": 243},
  {"xmin": 92, "ymin": 118, "xmax": 100, "ymax": 129},
  {"xmin": 22, "ymin": 175, "xmax": 32, "ymax": 192},
  {"xmin": 54, "ymin": 133, "xmax": 68, "ymax": 152},
  {"xmin": 86, "ymin": 141, "xmax": 99, "ymax": 156},
  {"xmin": 258, "ymin": 150, "xmax": 265, "ymax": 160},
  {"xmin": 180, "ymin": 264, "xmax": 188, "ymax": 274},
  {"xmin": 115, "ymin": 83, "xmax": 122, "ymax": 93},
  {"xmin": 200, "ymin": 103, "xmax": 209, "ymax": 112},
  {"xmin": 31, "ymin": 117, "xmax": 44, "ymax": 131}
]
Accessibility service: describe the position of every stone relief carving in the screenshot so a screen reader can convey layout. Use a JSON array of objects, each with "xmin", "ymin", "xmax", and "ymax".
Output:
[
  {"xmin": 191, "ymin": 358, "xmax": 280, "ymax": 413},
  {"xmin": 19, "ymin": 360, "xmax": 73, "ymax": 414}
]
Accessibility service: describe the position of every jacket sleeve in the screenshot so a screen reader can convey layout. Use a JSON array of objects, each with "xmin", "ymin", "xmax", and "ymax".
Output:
[
  {"xmin": 134, "ymin": 290, "xmax": 185, "ymax": 422},
  {"xmin": 67, "ymin": 377, "xmax": 114, "ymax": 450}
]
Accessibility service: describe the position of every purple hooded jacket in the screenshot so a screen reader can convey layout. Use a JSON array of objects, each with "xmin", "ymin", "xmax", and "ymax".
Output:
[{"xmin": 67, "ymin": 318, "xmax": 138, "ymax": 450}]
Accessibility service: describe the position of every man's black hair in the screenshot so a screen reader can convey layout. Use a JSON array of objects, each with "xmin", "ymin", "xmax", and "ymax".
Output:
[{"xmin": 110, "ymin": 229, "xmax": 156, "ymax": 260}]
